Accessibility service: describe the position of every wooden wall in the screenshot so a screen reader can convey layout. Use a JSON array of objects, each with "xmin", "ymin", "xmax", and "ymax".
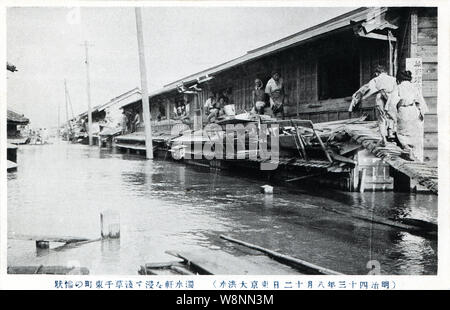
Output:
[
  {"xmin": 417, "ymin": 8, "xmax": 438, "ymax": 163},
  {"xmin": 197, "ymin": 30, "xmax": 371, "ymax": 123},
  {"xmin": 398, "ymin": 8, "xmax": 438, "ymax": 163}
]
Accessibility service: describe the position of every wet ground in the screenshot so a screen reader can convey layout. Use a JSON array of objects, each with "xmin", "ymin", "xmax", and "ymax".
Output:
[{"xmin": 7, "ymin": 140, "xmax": 437, "ymax": 275}]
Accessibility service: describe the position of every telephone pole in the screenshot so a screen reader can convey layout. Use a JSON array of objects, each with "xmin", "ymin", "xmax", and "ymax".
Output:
[
  {"xmin": 57, "ymin": 83, "xmax": 61, "ymax": 140},
  {"xmin": 83, "ymin": 40, "xmax": 93, "ymax": 146},
  {"xmin": 64, "ymin": 79, "xmax": 72, "ymax": 134},
  {"xmin": 135, "ymin": 7, "xmax": 153, "ymax": 159}
]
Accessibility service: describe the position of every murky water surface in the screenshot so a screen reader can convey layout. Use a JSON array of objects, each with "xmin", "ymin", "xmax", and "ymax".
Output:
[{"xmin": 7, "ymin": 141, "xmax": 437, "ymax": 275}]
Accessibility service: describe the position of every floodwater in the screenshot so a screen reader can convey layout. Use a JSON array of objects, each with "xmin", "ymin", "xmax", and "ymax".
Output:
[{"xmin": 7, "ymin": 140, "xmax": 437, "ymax": 275}]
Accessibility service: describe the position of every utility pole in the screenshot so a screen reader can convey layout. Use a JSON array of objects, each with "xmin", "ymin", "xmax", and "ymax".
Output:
[
  {"xmin": 135, "ymin": 7, "xmax": 153, "ymax": 159},
  {"xmin": 83, "ymin": 40, "xmax": 93, "ymax": 146},
  {"xmin": 58, "ymin": 84, "xmax": 61, "ymax": 140},
  {"xmin": 64, "ymin": 79, "xmax": 72, "ymax": 134}
]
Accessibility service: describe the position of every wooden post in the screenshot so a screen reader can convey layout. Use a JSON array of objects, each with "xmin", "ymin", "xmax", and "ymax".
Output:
[
  {"xmin": 135, "ymin": 8, "xmax": 153, "ymax": 159},
  {"xmin": 36, "ymin": 240, "xmax": 49, "ymax": 249},
  {"xmin": 193, "ymin": 94, "xmax": 201, "ymax": 131},
  {"xmin": 165, "ymin": 99, "xmax": 170, "ymax": 125},
  {"xmin": 83, "ymin": 41, "xmax": 93, "ymax": 146},
  {"xmin": 410, "ymin": 9, "xmax": 418, "ymax": 58},
  {"xmin": 57, "ymin": 86, "xmax": 61, "ymax": 140},
  {"xmin": 100, "ymin": 210, "xmax": 120, "ymax": 239},
  {"xmin": 388, "ymin": 31, "xmax": 394, "ymax": 76},
  {"xmin": 359, "ymin": 168, "xmax": 367, "ymax": 193}
]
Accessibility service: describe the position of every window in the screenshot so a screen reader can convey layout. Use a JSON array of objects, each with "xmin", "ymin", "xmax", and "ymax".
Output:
[{"xmin": 318, "ymin": 52, "xmax": 360, "ymax": 100}]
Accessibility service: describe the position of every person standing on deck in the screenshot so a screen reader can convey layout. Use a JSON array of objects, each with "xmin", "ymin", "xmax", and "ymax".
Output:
[
  {"xmin": 349, "ymin": 65, "xmax": 398, "ymax": 146},
  {"xmin": 251, "ymin": 78, "xmax": 267, "ymax": 115},
  {"xmin": 394, "ymin": 70, "xmax": 428, "ymax": 161},
  {"xmin": 265, "ymin": 70, "xmax": 285, "ymax": 119}
]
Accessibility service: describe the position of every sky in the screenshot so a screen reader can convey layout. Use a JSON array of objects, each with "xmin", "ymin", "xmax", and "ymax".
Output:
[{"xmin": 7, "ymin": 6, "xmax": 355, "ymax": 128}]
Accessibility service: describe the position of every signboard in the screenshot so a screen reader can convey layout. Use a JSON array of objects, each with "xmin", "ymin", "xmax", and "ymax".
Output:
[{"xmin": 405, "ymin": 57, "xmax": 423, "ymax": 94}]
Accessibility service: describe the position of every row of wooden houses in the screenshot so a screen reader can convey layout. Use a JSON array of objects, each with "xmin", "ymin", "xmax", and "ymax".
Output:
[
  {"xmin": 75, "ymin": 7, "xmax": 438, "ymax": 193},
  {"xmin": 118, "ymin": 7, "xmax": 437, "ymax": 163}
]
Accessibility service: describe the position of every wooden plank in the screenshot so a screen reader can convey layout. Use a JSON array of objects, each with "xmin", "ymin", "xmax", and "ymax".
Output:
[
  {"xmin": 418, "ymin": 16, "xmax": 437, "ymax": 29},
  {"xmin": 9, "ymin": 233, "xmax": 90, "ymax": 244},
  {"xmin": 423, "ymin": 97, "xmax": 437, "ymax": 114},
  {"xmin": 416, "ymin": 45, "xmax": 437, "ymax": 63},
  {"xmin": 166, "ymin": 249, "xmax": 300, "ymax": 275},
  {"xmin": 424, "ymin": 132, "xmax": 438, "ymax": 149},
  {"xmin": 423, "ymin": 149, "xmax": 438, "ymax": 163},
  {"xmin": 422, "ymin": 80, "xmax": 437, "ymax": 97},
  {"xmin": 8, "ymin": 265, "xmax": 89, "ymax": 275},
  {"xmin": 417, "ymin": 28, "xmax": 437, "ymax": 46},
  {"xmin": 115, "ymin": 133, "xmax": 146, "ymax": 142},
  {"xmin": 424, "ymin": 114, "xmax": 438, "ymax": 133},
  {"xmin": 144, "ymin": 261, "xmax": 184, "ymax": 269},
  {"xmin": 170, "ymin": 265, "xmax": 196, "ymax": 275},
  {"xmin": 422, "ymin": 62, "xmax": 437, "ymax": 81},
  {"xmin": 115, "ymin": 143, "xmax": 147, "ymax": 151},
  {"xmin": 220, "ymin": 235, "xmax": 341, "ymax": 275}
]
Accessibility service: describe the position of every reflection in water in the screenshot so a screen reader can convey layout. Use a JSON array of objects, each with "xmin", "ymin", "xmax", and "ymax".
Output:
[
  {"xmin": 101, "ymin": 239, "xmax": 121, "ymax": 259},
  {"xmin": 7, "ymin": 141, "xmax": 437, "ymax": 275},
  {"xmin": 36, "ymin": 246, "xmax": 50, "ymax": 257}
]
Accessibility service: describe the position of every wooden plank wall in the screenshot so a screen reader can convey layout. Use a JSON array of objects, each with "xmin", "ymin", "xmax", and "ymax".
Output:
[
  {"xmin": 395, "ymin": 7, "xmax": 437, "ymax": 163},
  {"xmin": 153, "ymin": 29, "xmax": 383, "ymax": 126},
  {"xmin": 416, "ymin": 8, "xmax": 438, "ymax": 163},
  {"xmin": 203, "ymin": 31, "xmax": 368, "ymax": 123}
]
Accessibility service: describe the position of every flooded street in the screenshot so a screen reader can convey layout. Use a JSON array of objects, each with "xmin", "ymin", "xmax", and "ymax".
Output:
[{"xmin": 7, "ymin": 141, "xmax": 437, "ymax": 275}]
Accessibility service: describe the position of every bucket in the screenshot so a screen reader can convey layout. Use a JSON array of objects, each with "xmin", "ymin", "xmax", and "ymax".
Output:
[{"xmin": 223, "ymin": 104, "xmax": 236, "ymax": 116}]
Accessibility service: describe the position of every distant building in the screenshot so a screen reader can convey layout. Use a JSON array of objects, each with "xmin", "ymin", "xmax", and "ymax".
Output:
[
  {"xmin": 7, "ymin": 62, "xmax": 17, "ymax": 72},
  {"xmin": 7, "ymin": 109, "xmax": 30, "ymax": 144}
]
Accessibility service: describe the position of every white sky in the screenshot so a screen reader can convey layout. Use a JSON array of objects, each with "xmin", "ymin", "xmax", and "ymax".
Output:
[{"xmin": 7, "ymin": 6, "xmax": 355, "ymax": 128}]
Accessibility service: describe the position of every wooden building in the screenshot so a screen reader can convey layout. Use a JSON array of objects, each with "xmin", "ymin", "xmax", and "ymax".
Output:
[{"xmin": 125, "ymin": 7, "xmax": 438, "ymax": 164}]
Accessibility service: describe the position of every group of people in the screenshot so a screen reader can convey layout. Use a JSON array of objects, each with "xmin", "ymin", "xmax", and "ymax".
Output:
[
  {"xmin": 122, "ymin": 65, "xmax": 425, "ymax": 162},
  {"xmin": 120, "ymin": 110, "xmax": 141, "ymax": 134},
  {"xmin": 251, "ymin": 70, "xmax": 286, "ymax": 119},
  {"xmin": 203, "ymin": 90, "xmax": 232, "ymax": 123},
  {"xmin": 204, "ymin": 70, "xmax": 286, "ymax": 123},
  {"xmin": 349, "ymin": 65, "xmax": 428, "ymax": 161}
]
